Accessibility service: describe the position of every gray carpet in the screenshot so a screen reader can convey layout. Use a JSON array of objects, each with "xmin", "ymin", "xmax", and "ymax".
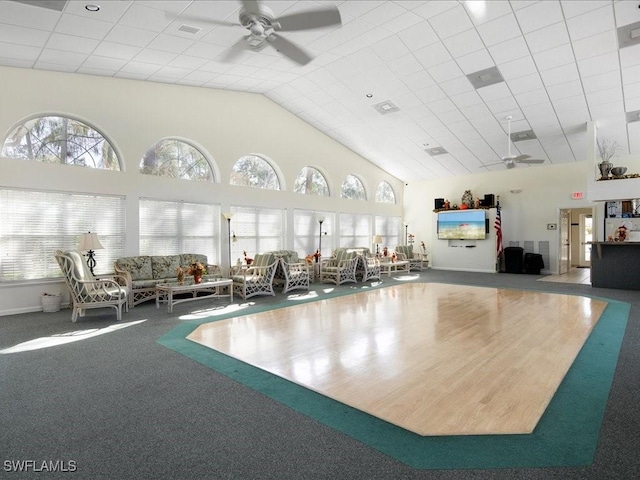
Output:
[{"xmin": 1, "ymin": 270, "xmax": 640, "ymax": 479}]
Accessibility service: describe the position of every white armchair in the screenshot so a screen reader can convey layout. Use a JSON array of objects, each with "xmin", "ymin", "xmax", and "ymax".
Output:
[
  {"xmin": 230, "ymin": 253, "xmax": 278, "ymax": 299},
  {"xmin": 395, "ymin": 245, "xmax": 429, "ymax": 271},
  {"xmin": 320, "ymin": 248, "xmax": 358, "ymax": 285},
  {"xmin": 54, "ymin": 250, "xmax": 128, "ymax": 322}
]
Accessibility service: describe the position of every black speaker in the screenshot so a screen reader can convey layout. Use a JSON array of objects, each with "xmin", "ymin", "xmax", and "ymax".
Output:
[
  {"xmin": 484, "ymin": 194, "xmax": 495, "ymax": 207},
  {"xmin": 435, "ymin": 198, "xmax": 445, "ymax": 209}
]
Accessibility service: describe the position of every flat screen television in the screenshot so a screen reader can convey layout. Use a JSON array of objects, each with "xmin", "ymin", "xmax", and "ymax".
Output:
[{"xmin": 437, "ymin": 210, "xmax": 487, "ymax": 240}]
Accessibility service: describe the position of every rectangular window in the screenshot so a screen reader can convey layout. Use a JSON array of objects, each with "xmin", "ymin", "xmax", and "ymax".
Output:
[
  {"xmin": 339, "ymin": 213, "xmax": 372, "ymax": 249},
  {"xmin": 139, "ymin": 199, "xmax": 220, "ymax": 263},
  {"xmin": 375, "ymin": 215, "xmax": 402, "ymax": 250},
  {"xmin": 0, "ymin": 188, "xmax": 125, "ymax": 281},
  {"xmin": 230, "ymin": 206, "xmax": 283, "ymax": 264},
  {"xmin": 293, "ymin": 210, "xmax": 334, "ymax": 259}
]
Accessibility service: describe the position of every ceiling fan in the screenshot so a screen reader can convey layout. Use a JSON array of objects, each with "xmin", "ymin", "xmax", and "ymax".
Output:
[
  {"xmin": 184, "ymin": 0, "xmax": 342, "ymax": 65},
  {"xmin": 486, "ymin": 116, "xmax": 545, "ymax": 169}
]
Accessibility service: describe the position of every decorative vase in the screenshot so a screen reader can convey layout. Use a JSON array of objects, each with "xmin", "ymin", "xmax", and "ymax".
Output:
[
  {"xmin": 598, "ymin": 161, "xmax": 612, "ymax": 179},
  {"xmin": 193, "ymin": 272, "xmax": 202, "ymax": 284}
]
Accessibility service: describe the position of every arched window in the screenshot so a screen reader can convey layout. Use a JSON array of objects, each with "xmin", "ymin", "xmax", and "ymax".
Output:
[
  {"xmin": 140, "ymin": 139, "xmax": 214, "ymax": 182},
  {"xmin": 294, "ymin": 167, "xmax": 329, "ymax": 196},
  {"xmin": 340, "ymin": 174, "xmax": 366, "ymax": 200},
  {"xmin": 375, "ymin": 181, "xmax": 396, "ymax": 204},
  {"xmin": 1, "ymin": 115, "xmax": 120, "ymax": 170},
  {"xmin": 230, "ymin": 155, "xmax": 280, "ymax": 190}
]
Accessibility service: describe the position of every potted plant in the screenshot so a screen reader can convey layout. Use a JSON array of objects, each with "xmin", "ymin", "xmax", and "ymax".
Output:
[{"xmin": 596, "ymin": 137, "xmax": 620, "ymax": 179}]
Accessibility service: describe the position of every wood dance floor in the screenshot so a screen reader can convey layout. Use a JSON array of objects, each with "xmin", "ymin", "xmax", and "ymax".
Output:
[{"xmin": 187, "ymin": 283, "xmax": 606, "ymax": 436}]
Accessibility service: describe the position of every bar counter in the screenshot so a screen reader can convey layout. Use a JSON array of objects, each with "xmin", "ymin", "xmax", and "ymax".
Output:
[{"xmin": 591, "ymin": 241, "xmax": 640, "ymax": 290}]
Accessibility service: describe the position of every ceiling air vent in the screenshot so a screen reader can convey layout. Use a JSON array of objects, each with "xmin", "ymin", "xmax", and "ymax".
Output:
[
  {"xmin": 373, "ymin": 100, "xmax": 400, "ymax": 115},
  {"xmin": 626, "ymin": 110, "xmax": 640, "ymax": 124},
  {"xmin": 510, "ymin": 129, "xmax": 537, "ymax": 142},
  {"xmin": 618, "ymin": 20, "xmax": 640, "ymax": 49},
  {"xmin": 426, "ymin": 147, "xmax": 448, "ymax": 156},
  {"xmin": 178, "ymin": 24, "xmax": 201, "ymax": 35},
  {"xmin": 466, "ymin": 66, "xmax": 504, "ymax": 90}
]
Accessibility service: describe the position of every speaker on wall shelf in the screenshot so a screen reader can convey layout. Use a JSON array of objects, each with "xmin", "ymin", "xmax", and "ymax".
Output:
[
  {"xmin": 484, "ymin": 194, "xmax": 495, "ymax": 208},
  {"xmin": 435, "ymin": 198, "xmax": 445, "ymax": 209}
]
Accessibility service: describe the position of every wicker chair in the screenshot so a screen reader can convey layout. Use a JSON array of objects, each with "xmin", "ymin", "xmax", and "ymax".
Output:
[
  {"xmin": 276, "ymin": 255, "xmax": 310, "ymax": 294},
  {"xmin": 54, "ymin": 250, "xmax": 128, "ymax": 322},
  {"xmin": 395, "ymin": 245, "xmax": 429, "ymax": 271},
  {"xmin": 320, "ymin": 248, "xmax": 358, "ymax": 285},
  {"xmin": 230, "ymin": 252, "xmax": 278, "ymax": 299},
  {"xmin": 358, "ymin": 253, "xmax": 381, "ymax": 282}
]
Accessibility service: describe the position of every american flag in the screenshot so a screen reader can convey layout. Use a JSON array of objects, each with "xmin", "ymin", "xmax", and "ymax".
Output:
[{"xmin": 495, "ymin": 201, "xmax": 503, "ymax": 257}]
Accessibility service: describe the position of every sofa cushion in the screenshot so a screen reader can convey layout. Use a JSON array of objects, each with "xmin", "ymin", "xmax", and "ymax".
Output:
[
  {"xmin": 116, "ymin": 256, "xmax": 152, "ymax": 281},
  {"xmin": 180, "ymin": 253, "xmax": 208, "ymax": 268},
  {"xmin": 151, "ymin": 255, "xmax": 181, "ymax": 280}
]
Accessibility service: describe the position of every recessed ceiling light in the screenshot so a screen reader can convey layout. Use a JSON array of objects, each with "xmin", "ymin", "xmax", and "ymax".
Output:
[
  {"xmin": 85, "ymin": 4, "xmax": 100, "ymax": 12},
  {"xmin": 365, "ymin": 93, "xmax": 373, "ymax": 98}
]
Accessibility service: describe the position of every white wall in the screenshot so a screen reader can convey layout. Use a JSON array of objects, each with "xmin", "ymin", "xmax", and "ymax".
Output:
[
  {"xmin": 404, "ymin": 161, "xmax": 595, "ymax": 274},
  {"xmin": 0, "ymin": 66, "xmax": 403, "ymax": 315}
]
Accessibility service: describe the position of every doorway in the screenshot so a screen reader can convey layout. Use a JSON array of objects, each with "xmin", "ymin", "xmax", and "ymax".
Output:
[{"xmin": 558, "ymin": 207, "xmax": 595, "ymax": 275}]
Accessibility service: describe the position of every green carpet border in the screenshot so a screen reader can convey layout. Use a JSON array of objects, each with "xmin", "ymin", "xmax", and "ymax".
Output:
[{"xmin": 157, "ymin": 283, "xmax": 629, "ymax": 470}]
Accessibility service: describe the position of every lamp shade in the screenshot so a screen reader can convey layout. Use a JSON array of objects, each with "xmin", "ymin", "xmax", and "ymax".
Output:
[
  {"xmin": 373, "ymin": 235, "xmax": 383, "ymax": 244},
  {"xmin": 78, "ymin": 232, "xmax": 104, "ymax": 251},
  {"xmin": 222, "ymin": 212, "xmax": 233, "ymax": 220}
]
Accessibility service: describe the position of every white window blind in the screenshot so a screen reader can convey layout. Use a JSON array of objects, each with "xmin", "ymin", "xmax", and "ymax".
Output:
[
  {"xmin": 139, "ymin": 199, "xmax": 220, "ymax": 263},
  {"xmin": 230, "ymin": 206, "xmax": 283, "ymax": 262},
  {"xmin": 293, "ymin": 210, "xmax": 334, "ymax": 259},
  {"xmin": 0, "ymin": 189, "xmax": 125, "ymax": 281},
  {"xmin": 375, "ymin": 215, "xmax": 401, "ymax": 249},
  {"xmin": 339, "ymin": 213, "xmax": 372, "ymax": 248}
]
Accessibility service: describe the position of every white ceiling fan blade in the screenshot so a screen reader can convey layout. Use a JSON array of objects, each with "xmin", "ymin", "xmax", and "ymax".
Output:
[
  {"xmin": 219, "ymin": 36, "xmax": 251, "ymax": 63},
  {"xmin": 512, "ymin": 154, "xmax": 531, "ymax": 162},
  {"xmin": 275, "ymin": 6, "xmax": 342, "ymax": 31},
  {"xmin": 516, "ymin": 158, "xmax": 545, "ymax": 164},
  {"xmin": 267, "ymin": 33, "xmax": 313, "ymax": 65},
  {"xmin": 241, "ymin": 0, "xmax": 261, "ymax": 16}
]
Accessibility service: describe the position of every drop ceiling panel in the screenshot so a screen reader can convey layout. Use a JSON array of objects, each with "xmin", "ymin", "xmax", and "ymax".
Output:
[{"xmin": 0, "ymin": 0, "xmax": 635, "ymax": 181}]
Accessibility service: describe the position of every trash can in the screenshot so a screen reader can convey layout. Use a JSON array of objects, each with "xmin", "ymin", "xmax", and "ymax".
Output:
[
  {"xmin": 41, "ymin": 293, "xmax": 62, "ymax": 312},
  {"xmin": 504, "ymin": 247, "xmax": 524, "ymax": 273},
  {"xmin": 524, "ymin": 253, "xmax": 544, "ymax": 274}
]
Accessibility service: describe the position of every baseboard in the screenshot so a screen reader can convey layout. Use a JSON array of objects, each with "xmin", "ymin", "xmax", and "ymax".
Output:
[
  {"xmin": 431, "ymin": 267, "xmax": 497, "ymax": 274},
  {"xmin": 0, "ymin": 303, "xmax": 71, "ymax": 317}
]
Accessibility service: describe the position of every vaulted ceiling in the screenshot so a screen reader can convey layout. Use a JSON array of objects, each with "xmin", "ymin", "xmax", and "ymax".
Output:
[{"xmin": 1, "ymin": 0, "xmax": 639, "ymax": 182}]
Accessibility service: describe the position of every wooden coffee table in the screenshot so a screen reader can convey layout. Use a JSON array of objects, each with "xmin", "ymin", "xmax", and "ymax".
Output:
[
  {"xmin": 379, "ymin": 260, "xmax": 410, "ymax": 277},
  {"xmin": 156, "ymin": 278, "xmax": 233, "ymax": 313}
]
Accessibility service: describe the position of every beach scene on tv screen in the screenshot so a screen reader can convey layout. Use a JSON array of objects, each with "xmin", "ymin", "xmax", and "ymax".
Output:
[{"xmin": 438, "ymin": 211, "xmax": 486, "ymax": 240}]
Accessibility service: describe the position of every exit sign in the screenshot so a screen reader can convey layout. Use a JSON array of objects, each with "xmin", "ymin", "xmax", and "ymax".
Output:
[{"xmin": 571, "ymin": 191, "xmax": 584, "ymax": 200}]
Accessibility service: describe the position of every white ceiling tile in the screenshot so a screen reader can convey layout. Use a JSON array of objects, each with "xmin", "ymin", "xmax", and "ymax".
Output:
[
  {"xmin": 539, "ymin": 62, "xmax": 580, "ymax": 87},
  {"xmin": 0, "ymin": 1, "xmax": 60, "ymax": 30},
  {"xmin": 93, "ymin": 42, "xmax": 142, "ymax": 61},
  {"xmin": 515, "ymin": 1, "xmax": 564, "ymax": 34},
  {"xmin": 476, "ymin": 13, "xmax": 522, "ymax": 47},
  {"xmin": 505, "ymin": 72, "xmax": 545, "ymax": 94},
  {"xmin": 371, "ymin": 36, "xmax": 410, "ymax": 62},
  {"xmin": 120, "ymin": 61, "xmax": 161, "ymax": 76},
  {"xmin": 614, "ymin": 0, "xmax": 640, "ymax": 27},
  {"xmin": 412, "ymin": 1, "xmax": 459, "ymax": 20},
  {"xmin": 438, "ymin": 109, "xmax": 466, "ymax": 125},
  {"xmin": 427, "ymin": 61, "xmax": 463, "ymax": 83},
  {"xmin": 0, "ymin": 41, "xmax": 40, "ymax": 61},
  {"xmin": 396, "ymin": 19, "xmax": 440, "ymax": 50},
  {"xmin": 577, "ymin": 51, "xmax": 620, "ymax": 78},
  {"xmin": 339, "ymin": 1, "xmax": 385, "ymax": 18},
  {"xmin": 76, "ymin": 66, "xmax": 119, "ymax": 77},
  {"xmin": 532, "ymin": 44, "xmax": 575, "ymax": 72},
  {"xmin": 571, "ymin": 30, "xmax": 618, "ymax": 61},
  {"xmin": 442, "ymin": 28, "xmax": 483, "ymax": 58},
  {"xmin": 383, "ymin": 11, "xmax": 424, "ymax": 33},
  {"xmin": 589, "ymin": 101, "xmax": 625, "ymax": 120},
  {"xmin": 450, "ymin": 90, "xmax": 483, "ymax": 108},
  {"xmin": 459, "ymin": 102, "xmax": 492, "ymax": 119},
  {"xmin": 168, "ymin": 55, "xmax": 209, "ymax": 70},
  {"xmin": 104, "ymin": 25, "xmax": 157, "ymax": 48},
  {"xmin": 413, "ymin": 42, "xmax": 452, "ymax": 69},
  {"xmin": 427, "ymin": 4, "xmax": 473, "ymax": 39},
  {"xmin": 477, "ymin": 82, "xmax": 512, "ymax": 102},
  {"xmin": 455, "ymin": 48, "xmax": 495, "ymax": 75},
  {"xmin": 133, "ymin": 48, "xmax": 178, "ymax": 65},
  {"xmin": 55, "ymin": 13, "xmax": 112, "ymax": 40},
  {"xmin": 581, "ymin": 70, "xmax": 622, "ymax": 93},
  {"xmin": 439, "ymin": 76, "xmax": 474, "ymax": 96},
  {"xmin": 359, "ymin": 2, "xmax": 407, "ymax": 26},
  {"xmin": 154, "ymin": 65, "xmax": 190, "ymax": 79},
  {"xmin": 402, "ymin": 70, "xmax": 436, "ymax": 91},
  {"xmin": 33, "ymin": 61, "xmax": 79, "ymax": 73},
  {"xmin": 620, "ymin": 43, "xmax": 640, "ymax": 69},
  {"xmin": 147, "ymin": 34, "xmax": 194, "ymax": 54},
  {"xmin": 119, "ymin": 3, "xmax": 182, "ymax": 32},
  {"xmin": 566, "ymin": 5, "xmax": 615, "ymax": 42},
  {"xmin": 622, "ymin": 64, "xmax": 640, "ymax": 87},
  {"xmin": 37, "ymin": 48, "xmax": 87, "ymax": 68},
  {"xmin": 514, "ymin": 88, "xmax": 549, "ymax": 107},
  {"xmin": 466, "ymin": 1, "xmax": 512, "ymax": 25},
  {"xmin": 498, "ymin": 55, "xmax": 538, "ymax": 81},
  {"xmin": 560, "ymin": 1, "xmax": 609, "ymax": 19},
  {"xmin": 0, "ymin": 23, "xmax": 49, "ymax": 48},
  {"xmin": 625, "ymin": 81, "xmax": 640, "ymax": 101},
  {"xmin": 524, "ymin": 22, "xmax": 570, "ymax": 54},
  {"xmin": 387, "ymin": 54, "xmax": 423, "ymax": 77},
  {"xmin": 182, "ymin": 42, "xmax": 227, "ymax": 60},
  {"xmin": 415, "ymin": 84, "xmax": 447, "ymax": 103},
  {"xmin": 81, "ymin": 55, "xmax": 128, "ymax": 71},
  {"xmin": 546, "ymin": 80, "xmax": 583, "ymax": 102},
  {"xmin": 46, "ymin": 32, "xmax": 99, "ymax": 54},
  {"xmin": 486, "ymin": 95, "xmax": 519, "ymax": 115},
  {"xmin": 585, "ymin": 86, "xmax": 623, "ymax": 107},
  {"xmin": 487, "ymin": 36, "xmax": 530, "ymax": 65}
]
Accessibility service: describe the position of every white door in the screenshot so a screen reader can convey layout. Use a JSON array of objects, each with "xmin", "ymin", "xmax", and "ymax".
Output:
[
  {"xmin": 579, "ymin": 214, "xmax": 592, "ymax": 267},
  {"xmin": 559, "ymin": 209, "xmax": 570, "ymax": 274}
]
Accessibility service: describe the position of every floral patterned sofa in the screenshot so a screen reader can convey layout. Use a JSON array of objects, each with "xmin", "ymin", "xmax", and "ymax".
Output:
[{"xmin": 114, "ymin": 254, "xmax": 221, "ymax": 307}]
